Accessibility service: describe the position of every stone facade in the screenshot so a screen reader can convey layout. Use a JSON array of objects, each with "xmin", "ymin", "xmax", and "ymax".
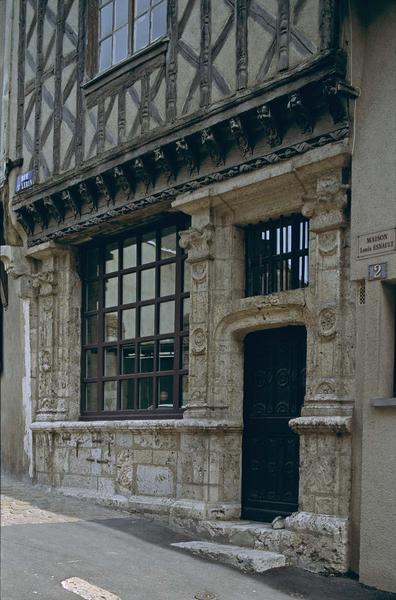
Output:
[{"xmin": 1, "ymin": 0, "xmax": 395, "ymax": 591}]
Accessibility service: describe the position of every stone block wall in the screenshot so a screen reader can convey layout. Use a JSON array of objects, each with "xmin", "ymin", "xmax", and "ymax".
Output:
[{"xmin": 32, "ymin": 422, "xmax": 242, "ymax": 521}]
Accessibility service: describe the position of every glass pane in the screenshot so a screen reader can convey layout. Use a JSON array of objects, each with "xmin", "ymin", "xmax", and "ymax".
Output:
[
  {"xmin": 99, "ymin": 36, "xmax": 112, "ymax": 71},
  {"xmin": 114, "ymin": 0, "xmax": 128, "ymax": 28},
  {"xmin": 138, "ymin": 378, "xmax": 153, "ymax": 409},
  {"xmin": 182, "ymin": 297, "xmax": 190, "ymax": 330},
  {"xmin": 123, "ymin": 237, "xmax": 137, "ymax": 269},
  {"xmin": 159, "ymin": 338, "xmax": 174, "ymax": 371},
  {"xmin": 159, "ymin": 301, "xmax": 175, "ymax": 335},
  {"xmin": 180, "ymin": 374, "xmax": 189, "ymax": 407},
  {"xmin": 104, "ymin": 381, "xmax": 117, "ymax": 411},
  {"xmin": 161, "ymin": 227, "xmax": 177, "ymax": 259},
  {"xmin": 158, "ymin": 375, "xmax": 173, "ymax": 407},
  {"xmin": 85, "ymin": 349, "xmax": 98, "ymax": 378},
  {"xmin": 160, "ymin": 263, "xmax": 175, "ymax": 297},
  {"xmin": 105, "ymin": 276, "xmax": 118, "ymax": 307},
  {"xmin": 181, "ymin": 336, "xmax": 189, "ymax": 369},
  {"xmin": 122, "ymin": 273, "xmax": 136, "ymax": 304},
  {"xmin": 105, "ymin": 241, "xmax": 119, "ymax": 273},
  {"xmin": 151, "ymin": 1, "xmax": 167, "ymax": 41},
  {"xmin": 100, "ymin": 3, "xmax": 113, "ymax": 39},
  {"xmin": 85, "ymin": 383, "xmax": 98, "ymax": 411},
  {"xmin": 140, "ymin": 304, "xmax": 155, "ymax": 337},
  {"xmin": 121, "ymin": 380, "xmax": 135, "ymax": 409},
  {"xmin": 183, "ymin": 260, "xmax": 191, "ymax": 293},
  {"xmin": 104, "ymin": 347, "xmax": 118, "ymax": 377},
  {"xmin": 86, "ymin": 281, "xmax": 99, "ymax": 311},
  {"xmin": 113, "ymin": 25, "xmax": 128, "ymax": 64},
  {"xmin": 85, "ymin": 315, "xmax": 98, "ymax": 344},
  {"xmin": 121, "ymin": 308, "xmax": 135, "ymax": 339},
  {"xmin": 104, "ymin": 311, "xmax": 118, "ymax": 341},
  {"xmin": 139, "ymin": 340, "xmax": 155, "ymax": 373},
  {"xmin": 141, "ymin": 231, "xmax": 156, "ymax": 264},
  {"xmin": 136, "ymin": 0, "xmax": 149, "ymax": 17},
  {"xmin": 134, "ymin": 13, "xmax": 149, "ymax": 51},
  {"xmin": 141, "ymin": 268, "xmax": 155, "ymax": 300},
  {"xmin": 86, "ymin": 247, "xmax": 99, "ymax": 278},
  {"xmin": 122, "ymin": 345, "xmax": 136, "ymax": 374}
]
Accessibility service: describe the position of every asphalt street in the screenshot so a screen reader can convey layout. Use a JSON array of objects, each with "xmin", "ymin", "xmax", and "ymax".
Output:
[{"xmin": 1, "ymin": 478, "xmax": 395, "ymax": 600}]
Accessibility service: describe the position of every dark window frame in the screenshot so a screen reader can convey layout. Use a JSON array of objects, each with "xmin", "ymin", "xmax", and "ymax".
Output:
[
  {"xmin": 87, "ymin": 0, "xmax": 168, "ymax": 78},
  {"xmin": 80, "ymin": 215, "xmax": 190, "ymax": 420},
  {"xmin": 246, "ymin": 214, "xmax": 309, "ymax": 297}
]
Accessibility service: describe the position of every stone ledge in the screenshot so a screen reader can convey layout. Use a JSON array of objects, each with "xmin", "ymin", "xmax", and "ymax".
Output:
[
  {"xmin": 31, "ymin": 419, "xmax": 243, "ymax": 433},
  {"xmin": 285, "ymin": 511, "xmax": 349, "ymax": 538},
  {"xmin": 289, "ymin": 415, "xmax": 352, "ymax": 434}
]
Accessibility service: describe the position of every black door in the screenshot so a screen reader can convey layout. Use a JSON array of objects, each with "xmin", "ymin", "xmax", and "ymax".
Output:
[{"xmin": 242, "ymin": 326, "xmax": 306, "ymax": 522}]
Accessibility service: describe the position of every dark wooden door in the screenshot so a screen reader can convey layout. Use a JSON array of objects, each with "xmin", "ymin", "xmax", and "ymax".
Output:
[{"xmin": 242, "ymin": 326, "xmax": 306, "ymax": 522}]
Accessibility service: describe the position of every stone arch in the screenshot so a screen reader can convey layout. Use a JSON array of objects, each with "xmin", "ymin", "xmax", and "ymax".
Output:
[{"xmin": 209, "ymin": 296, "xmax": 312, "ymax": 420}]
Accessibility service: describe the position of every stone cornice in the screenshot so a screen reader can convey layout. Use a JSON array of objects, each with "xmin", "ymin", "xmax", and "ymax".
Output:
[
  {"xmin": 289, "ymin": 415, "xmax": 352, "ymax": 434},
  {"xmin": 30, "ymin": 419, "xmax": 243, "ymax": 433}
]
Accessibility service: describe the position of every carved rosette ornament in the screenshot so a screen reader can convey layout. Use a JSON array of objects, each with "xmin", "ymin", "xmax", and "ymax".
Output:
[{"xmin": 318, "ymin": 307, "xmax": 337, "ymax": 338}]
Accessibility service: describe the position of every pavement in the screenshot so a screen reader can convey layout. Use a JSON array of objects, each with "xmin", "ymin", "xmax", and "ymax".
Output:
[{"xmin": 1, "ymin": 476, "xmax": 395, "ymax": 600}]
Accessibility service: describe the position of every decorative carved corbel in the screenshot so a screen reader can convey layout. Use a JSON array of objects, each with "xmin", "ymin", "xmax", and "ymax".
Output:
[
  {"xmin": 43, "ymin": 195, "xmax": 64, "ymax": 224},
  {"xmin": 79, "ymin": 181, "xmax": 97, "ymax": 212},
  {"xmin": 26, "ymin": 202, "xmax": 48, "ymax": 229},
  {"xmin": 112, "ymin": 165, "xmax": 133, "ymax": 195},
  {"xmin": 287, "ymin": 92, "xmax": 314, "ymax": 133},
  {"xmin": 323, "ymin": 79, "xmax": 347, "ymax": 124},
  {"xmin": 95, "ymin": 175, "xmax": 113, "ymax": 205},
  {"xmin": 179, "ymin": 223, "xmax": 215, "ymax": 263},
  {"xmin": 16, "ymin": 207, "xmax": 35, "ymax": 234},
  {"xmin": 257, "ymin": 104, "xmax": 283, "ymax": 146},
  {"xmin": 133, "ymin": 157, "xmax": 153, "ymax": 191},
  {"xmin": 153, "ymin": 147, "xmax": 175, "ymax": 182},
  {"xmin": 175, "ymin": 137, "xmax": 199, "ymax": 174},
  {"xmin": 201, "ymin": 128, "xmax": 224, "ymax": 166},
  {"xmin": 62, "ymin": 189, "xmax": 81, "ymax": 217},
  {"xmin": 229, "ymin": 117, "xmax": 252, "ymax": 157}
]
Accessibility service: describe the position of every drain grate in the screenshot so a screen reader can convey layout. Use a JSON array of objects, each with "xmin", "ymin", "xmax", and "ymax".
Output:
[{"xmin": 194, "ymin": 593, "xmax": 217, "ymax": 600}]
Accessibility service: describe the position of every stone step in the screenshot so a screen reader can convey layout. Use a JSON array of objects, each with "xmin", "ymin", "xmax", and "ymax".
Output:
[
  {"xmin": 196, "ymin": 519, "xmax": 289, "ymax": 551},
  {"xmin": 171, "ymin": 541, "xmax": 287, "ymax": 574}
]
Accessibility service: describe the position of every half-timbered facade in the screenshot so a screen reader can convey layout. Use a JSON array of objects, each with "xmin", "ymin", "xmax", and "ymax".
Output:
[{"xmin": 1, "ymin": 0, "xmax": 396, "ymax": 589}]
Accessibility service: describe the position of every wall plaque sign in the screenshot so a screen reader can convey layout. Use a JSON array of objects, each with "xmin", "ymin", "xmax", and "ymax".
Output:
[
  {"xmin": 358, "ymin": 228, "xmax": 396, "ymax": 259},
  {"xmin": 368, "ymin": 262, "xmax": 388, "ymax": 281},
  {"xmin": 16, "ymin": 170, "xmax": 34, "ymax": 192}
]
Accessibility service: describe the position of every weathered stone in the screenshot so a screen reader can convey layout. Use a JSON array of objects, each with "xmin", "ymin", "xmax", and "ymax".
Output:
[{"xmin": 171, "ymin": 541, "xmax": 287, "ymax": 573}]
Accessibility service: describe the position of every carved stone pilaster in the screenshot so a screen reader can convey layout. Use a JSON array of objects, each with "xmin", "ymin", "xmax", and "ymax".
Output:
[
  {"xmin": 179, "ymin": 223, "xmax": 215, "ymax": 418},
  {"xmin": 26, "ymin": 243, "xmax": 81, "ymax": 422},
  {"xmin": 302, "ymin": 176, "xmax": 354, "ymax": 418}
]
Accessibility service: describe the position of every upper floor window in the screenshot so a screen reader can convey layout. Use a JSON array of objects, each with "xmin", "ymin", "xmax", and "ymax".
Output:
[
  {"xmin": 98, "ymin": 0, "xmax": 168, "ymax": 72},
  {"xmin": 246, "ymin": 215, "xmax": 309, "ymax": 297},
  {"xmin": 81, "ymin": 217, "xmax": 190, "ymax": 418}
]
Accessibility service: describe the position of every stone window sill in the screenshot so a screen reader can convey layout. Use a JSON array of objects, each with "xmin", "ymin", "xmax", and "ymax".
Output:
[
  {"xmin": 82, "ymin": 37, "xmax": 169, "ymax": 103},
  {"xmin": 30, "ymin": 419, "xmax": 243, "ymax": 432},
  {"xmin": 369, "ymin": 397, "xmax": 396, "ymax": 407}
]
